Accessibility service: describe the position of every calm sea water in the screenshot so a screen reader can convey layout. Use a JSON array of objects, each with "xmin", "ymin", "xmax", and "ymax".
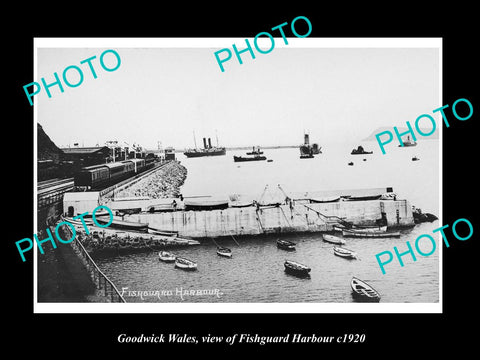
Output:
[{"xmin": 95, "ymin": 140, "xmax": 440, "ymax": 303}]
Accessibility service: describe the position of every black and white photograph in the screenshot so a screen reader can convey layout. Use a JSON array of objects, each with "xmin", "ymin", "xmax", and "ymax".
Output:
[
  {"xmin": 34, "ymin": 38, "xmax": 441, "ymax": 312},
  {"xmin": 7, "ymin": 7, "xmax": 478, "ymax": 355}
]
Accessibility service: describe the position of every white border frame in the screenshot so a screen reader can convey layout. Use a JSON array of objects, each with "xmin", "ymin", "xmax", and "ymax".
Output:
[{"xmin": 33, "ymin": 37, "xmax": 442, "ymax": 314}]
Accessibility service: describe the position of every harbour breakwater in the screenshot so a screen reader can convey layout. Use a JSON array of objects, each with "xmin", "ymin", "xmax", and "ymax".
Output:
[{"xmin": 113, "ymin": 161, "xmax": 187, "ymax": 199}]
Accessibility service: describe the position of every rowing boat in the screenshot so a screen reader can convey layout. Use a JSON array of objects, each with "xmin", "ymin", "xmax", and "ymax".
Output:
[
  {"xmin": 216, "ymin": 246, "xmax": 232, "ymax": 258},
  {"xmin": 277, "ymin": 239, "xmax": 296, "ymax": 251},
  {"xmin": 284, "ymin": 260, "xmax": 311, "ymax": 278},
  {"xmin": 342, "ymin": 229, "xmax": 400, "ymax": 238},
  {"xmin": 350, "ymin": 277, "xmax": 381, "ymax": 302},
  {"xmin": 333, "ymin": 246, "xmax": 357, "ymax": 259},
  {"xmin": 322, "ymin": 234, "xmax": 346, "ymax": 245},
  {"xmin": 158, "ymin": 251, "xmax": 176, "ymax": 262},
  {"xmin": 175, "ymin": 257, "xmax": 197, "ymax": 270}
]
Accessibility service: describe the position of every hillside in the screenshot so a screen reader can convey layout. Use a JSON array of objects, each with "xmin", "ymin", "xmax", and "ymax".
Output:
[
  {"xmin": 362, "ymin": 126, "xmax": 439, "ymax": 141},
  {"xmin": 37, "ymin": 123, "xmax": 63, "ymax": 162}
]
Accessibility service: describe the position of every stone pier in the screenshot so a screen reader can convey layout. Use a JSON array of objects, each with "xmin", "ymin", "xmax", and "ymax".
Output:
[{"xmin": 126, "ymin": 199, "xmax": 414, "ymax": 239}]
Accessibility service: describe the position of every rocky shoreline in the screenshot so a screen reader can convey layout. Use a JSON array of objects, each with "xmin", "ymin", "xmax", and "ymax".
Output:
[{"xmin": 115, "ymin": 161, "xmax": 187, "ymax": 199}]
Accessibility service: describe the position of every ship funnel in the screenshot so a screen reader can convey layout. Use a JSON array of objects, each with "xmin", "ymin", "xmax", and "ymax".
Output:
[
  {"xmin": 203, "ymin": 137, "xmax": 207, "ymax": 149},
  {"xmin": 208, "ymin": 138, "xmax": 212, "ymax": 148},
  {"xmin": 304, "ymin": 133, "xmax": 310, "ymax": 145}
]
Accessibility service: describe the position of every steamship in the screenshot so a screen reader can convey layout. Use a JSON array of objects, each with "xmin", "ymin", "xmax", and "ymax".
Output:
[
  {"xmin": 299, "ymin": 133, "xmax": 321, "ymax": 158},
  {"xmin": 184, "ymin": 137, "xmax": 226, "ymax": 158}
]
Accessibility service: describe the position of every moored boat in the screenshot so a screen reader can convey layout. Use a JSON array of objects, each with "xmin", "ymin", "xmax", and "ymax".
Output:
[
  {"xmin": 284, "ymin": 260, "xmax": 311, "ymax": 277},
  {"xmin": 158, "ymin": 251, "xmax": 176, "ymax": 262},
  {"xmin": 277, "ymin": 239, "xmax": 296, "ymax": 251},
  {"xmin": 94, "ymin": 216, "xmax": 149, "ymax": 232},
  {"xmin": 398, "ymin": 135, "xmax": 417, "ymax": 147},
  {"xmin": 352, "ymin": 225, "xmax": 387, "ymax": 233},
  {"xmin": 350, "ymin": 277, "xmax": 381, "ymax": 302},
  {"xmin": 175, "ymin": 257, "xmax": 197, "ymax": 270},
  {"xmin": 333, "ymin": 224, "xmax": 387, "ymax": 233},
  {"xmin": 322, "ymin": 234, "xmax": 346, "ymax": 245},
  {"xmin": 184, "ymin": 198, "xmax": 229, "ymax": 211},
  {"xmin": 333, "ymin": 246, "xmax": 357, "ymax": 259},
  {"xmin": 216, "ymin": 246, "xmax": 232, "ymax": 258},
  {"xmin": 233, "ymin": 155, "xmax": 267, "ymax": 162},
  {"xmin": 184, "ymin": 136, "xmax": 226, "ymax": 157},
  {"xmin": 246, "ymin": 146, "xmax": 263, "ymax": 155},
  {"xmin": 342, "ymin": 229, "xmax": 400, "ymax": 238},
  {"xmin": 310, "ymin": 195, "xmax": 341, "ymax": 203}
]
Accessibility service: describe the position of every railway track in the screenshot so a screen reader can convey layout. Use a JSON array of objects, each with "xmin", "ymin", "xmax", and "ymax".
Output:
[
  {"xmin": 37, "ymin": 178, "xmax": 75, "ymax": 209},
  {"xmin": 38, "ymin": 178, "xmax": 74, "ymax": 192}
]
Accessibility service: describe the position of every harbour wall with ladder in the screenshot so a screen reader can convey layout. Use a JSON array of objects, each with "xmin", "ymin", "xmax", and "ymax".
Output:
[{"xmin": 126, "ymin": 199, "xmax": 414, "ymax": 239}]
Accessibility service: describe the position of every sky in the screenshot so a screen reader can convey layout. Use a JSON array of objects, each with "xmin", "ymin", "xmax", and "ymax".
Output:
[{"xmin": 36, "ymin": 39, "xmax": 440, "ymax": 151}]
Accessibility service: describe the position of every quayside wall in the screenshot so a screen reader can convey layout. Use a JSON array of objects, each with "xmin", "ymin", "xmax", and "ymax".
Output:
[{"xmin": 127, "ymin": 199, "xmax": 414, "ymax": 239}]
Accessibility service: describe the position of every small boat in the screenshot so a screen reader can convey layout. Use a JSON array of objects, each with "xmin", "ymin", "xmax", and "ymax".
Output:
[
  {"xmin": 184, "ymin": 198, "xmax": 229, "ymax": 211},
  {"xmin": 284, "ymin": 260, "xmax": 311, "ymax": 277},
  {"xmin": 322, "ymin": 234, "xmax": 346, "ymax": 245},
  {"xmin": 246, "ymin": 146, "xmax": 263, "ymax": 155},
  {"xmin": 233, "ymin": 155, "xmax": 267, "ymax": 162},
  {"xmin": 342, "ymin": 229, "xmax": 401, "ymax": 238},
  {"xmin": 174, "ymin": 257, "xmax": 197, "ymax": 270},
  {"xmin": 350, "ymin": 225, "xmax": 387, "ymax": 233},
  {"xmin": 333, "ymin": 246, "xmax": 357, "ymax": 259},
  {"xmin": 267, "ymin": 159, "xmax": 273, "ymax": 162},
  {"xmin": 398, "ymin": 135, "xmax": 417, "ymax": 147},
  {"xmin": 216, "ymin": 246, "xmax": 232, "ymax": 258},
  {"xmin": 348, "ymin": 162, "xmax": 354, "ymax": 166},
  {"xmin": 148, "ymin": 227, "xmax": 179, "ymax": 236},
  {"xmin": 94, "ymin": 217, "xmax": 149, "ymax": 231},
  {"xmin": 412, "ymin": 156, "xmax": 420, "ymax": 161},
  {"xmin": 277, "ymin": 239, "xmax": 296, "ymax": 251},
  {"xmin": 346, "ymin": 194, "xmax": 382, "ymax": 201},
  {"xmin": 310, "ymin": 195, "xmax": 341, "ymax": 203},
  {"xmin": 229, "ymin": 200, "xmax": 254, "ymax": 208},
  {"xmin": 158, "ymin": 251, "xmax": 176, "ymax": 262},
  {"xmin": 351, "ymin": 277, "xmax": 381, "ymax": 302}
]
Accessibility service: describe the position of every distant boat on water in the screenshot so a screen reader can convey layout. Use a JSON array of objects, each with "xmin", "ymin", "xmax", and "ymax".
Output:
[
  {"xmin": 299, "ymin": 133, "xmax": 321, "ymax": 158},
  {"xmin": 398, "ymin": 136, "xmax": 417, "ymax": 147},
  {"xmin": 233, "ymin": 155, "xmax": 267, "ymax": 162},
  {"xmin": 246, "ymin": 146, "xmax": 263, "ymax": 155},
  {"xmin": 184, "ymin": 135, "xmax": 226, "ymax": 158}
]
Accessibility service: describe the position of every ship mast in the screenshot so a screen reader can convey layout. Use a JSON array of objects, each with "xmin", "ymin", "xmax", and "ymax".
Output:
[{"xmin": 193, "ymin": 130, "xmax": 197, "ymax": 149}]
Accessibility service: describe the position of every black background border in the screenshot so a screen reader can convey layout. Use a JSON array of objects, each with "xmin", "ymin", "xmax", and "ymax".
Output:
[{"xmin": 7, "ymin": 5, "xmax": 478, "ymax": 355}]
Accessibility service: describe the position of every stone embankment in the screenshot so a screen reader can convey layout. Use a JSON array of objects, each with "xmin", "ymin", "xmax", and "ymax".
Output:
[{"xmin": 116, "ymin": 161, "xmax": 187, "ymax": 199}]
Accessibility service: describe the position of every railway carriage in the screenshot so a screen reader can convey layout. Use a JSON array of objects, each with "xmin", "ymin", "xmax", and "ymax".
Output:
[
  {"xmin": 74, "ymin": 164, "xmax": 110, "ymax": 189},
  {"xmin": 74, "ymin": 158, "xmax": 151, "ymax": 189}
]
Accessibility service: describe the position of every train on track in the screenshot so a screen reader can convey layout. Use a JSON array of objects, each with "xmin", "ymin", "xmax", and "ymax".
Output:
[{"xmin": 74, "ymin": 157, "xmax": 156, "ymax": 189}]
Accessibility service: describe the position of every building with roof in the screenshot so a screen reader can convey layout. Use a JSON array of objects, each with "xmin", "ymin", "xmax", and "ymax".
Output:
[
  {"xmin": 63, "ymin": 191, "xmax": 100, "ymax": 217},
  {"xmin": 60, "ymin": 146, "xmax": 110, "ymax": 167}
]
